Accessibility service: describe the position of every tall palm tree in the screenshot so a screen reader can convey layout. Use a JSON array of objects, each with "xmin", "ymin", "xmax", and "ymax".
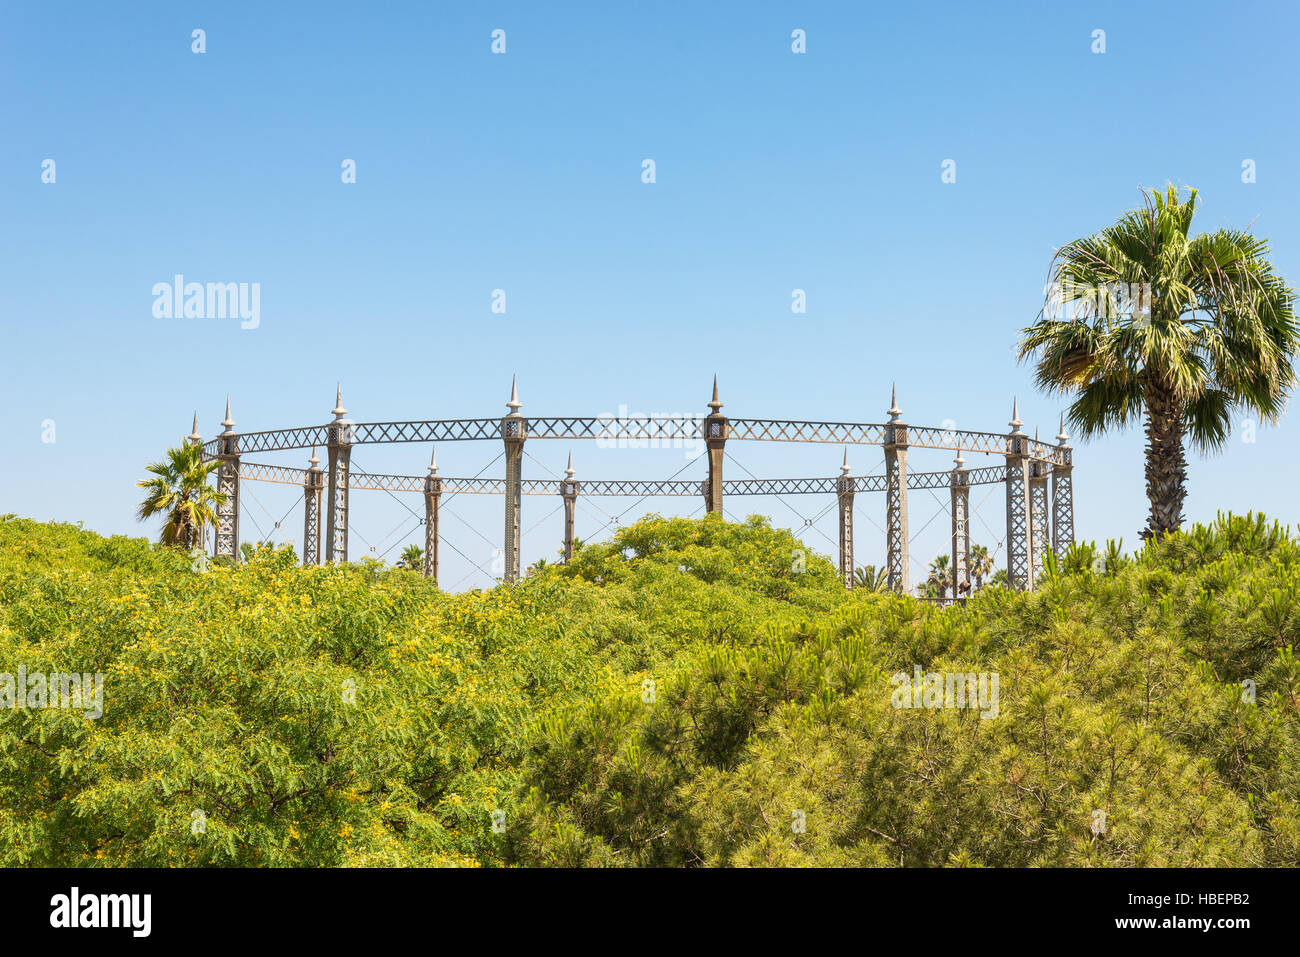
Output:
[
  {"xmin": 926, "ymin": 554, "xmax": 951, "ymax": 599},
  {"xmin": 969, "ymin": 544, "xmax": 995, "ymax": 590},
  {"xmin": 136, "ymin": 444, "xmax": 225, "ymax": 550},
  {"xmin": 397, "ymin": 544, "xmax": 424, "ymax": 571},
  {"xmin": 1019, "ymin": 185, "xmax": 1298, "ymax": 538},
  {"xmin": 853, "ymin": 565, "xmax": 888, "ymax": 592}
]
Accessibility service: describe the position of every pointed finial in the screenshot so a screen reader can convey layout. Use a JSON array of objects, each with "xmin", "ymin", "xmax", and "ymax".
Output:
[
  {"xmin": 565, "ymin": 450, "xmax": 575, "ymax": 478},
  {"xmin": 887, "ymin": 383, "xmax": 902, "ymax": 422},
  {"xmin": 221, "ymin": 396, "xmax": 235, "ymax": 433},
  {"xmin": 1056, "ymin": 412, "xmax": 1070, "ymax": 445},
  {"xmin": 332, "ymin": 383, "xmax": 348, "ymax": 421},
  {"xmin": 708, "ymin": 375, "xmax": 723, "ymax": 413},
  {"xmin": 955, "ymin": 449, "xmax": 966, "ymax": 468},
  {"xmin": 309, "ymin": 445, "xmax": 320, "ymax": 467},
  {"xmin": 188, "ymin": 411, "xmax": 202, "ymax": 444},
  {"xmin": 1009, "ymin": 397, "xmax": 1024, "ymax": 433},
  {"xmin": 840, "ymin": 448, "xmax": 851, "ymax": 475},
  {"xmin": 427, "ymin": 446, "xmax": 439, "ymax": 474},
  {"xmin": 507, "ymin": 374, "xmax": 522, "ymax": 413}
]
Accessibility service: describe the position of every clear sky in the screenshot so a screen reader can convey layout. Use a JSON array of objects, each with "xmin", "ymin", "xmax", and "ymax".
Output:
[{"xmin": 3, "ymin": 0, "xmax": 1298, "ymax": 589}]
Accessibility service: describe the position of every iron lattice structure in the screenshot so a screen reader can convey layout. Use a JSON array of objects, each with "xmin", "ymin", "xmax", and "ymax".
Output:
[
  {"xmin": 835, "ymin": 451, "xmax": 855, "ymax": 588},
  {"xmin": 325, "ymin": 397, "xmax": 352, "ymax": 565},
  {"xmin": 195, "ymin": 380, "xmax": 1077, "ymax": 594},
  {"xmin": 950, "ymin": 455, "xmax": 971, "ymax": 598},
  {"xmin": 1029, "ymin": 443, "xmax": 1052, "ymax": 584},
  {"xmin": 882, "ymin": 388, "xmax": 910, "ymax": 593},
  {"xmin": 302, "ymin": 451, "xmax": 324, "ymax": 567},
  {"xmin": 213, "ymin": 399, "xmax": 240, "ymax": 560}
]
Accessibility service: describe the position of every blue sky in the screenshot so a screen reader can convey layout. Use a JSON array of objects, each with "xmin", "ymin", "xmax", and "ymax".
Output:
[{"xmin": 3, "ymin": 0, "xmax": 1298, "ymax": 588}]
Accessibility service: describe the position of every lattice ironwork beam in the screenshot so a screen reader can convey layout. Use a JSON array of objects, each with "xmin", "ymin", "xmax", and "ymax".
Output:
[
  {"xmin": 727, "ymin": 419, "xmax": 886, "ymax": 445},
  {"xmin": 236, "ymin": 460, "xmax": 1022, "ymax": 499},
  {"xmin": 202, "ymin": 414, "xmax": 1071, "ymax": 465}
]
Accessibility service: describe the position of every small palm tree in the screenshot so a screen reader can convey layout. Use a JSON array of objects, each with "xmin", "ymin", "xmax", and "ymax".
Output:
[
  {"xmin": 969, "ymin": 544, "xmax": 995, "ymax": 590},
  {"xmin": 136, "ymin": 444, "xmax": 225, "ymax": 550},
  {"xmin": 853, "ymin": 565, "xmax": 889, "ymax": 592},
  {"xmin": 1020, "ymin": 185, "xmax": 1298, "ymax": 539},
  {"xmin": 926, "ymin": 554, "xmax": 951, "ymax": 599},
  {"xmin": 397, "ymin": 544, "xmax": 424, "ymax": 571}
]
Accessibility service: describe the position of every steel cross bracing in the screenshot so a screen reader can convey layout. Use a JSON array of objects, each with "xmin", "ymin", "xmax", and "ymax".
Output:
[
  {"xmin": 1051, "ymin": 468, "xmax": 1075, "ymax": 553},
  {"xmin": 204, "ymin": 417, "xmax": 1070, "ymax": 466},
  {"xmin": 233, "ymin": 461, "xmax": 1025, "ymax": 495},
  {"xmin": 1029, "ymin": 478, "xmax": 1051, "ymax": 582}
]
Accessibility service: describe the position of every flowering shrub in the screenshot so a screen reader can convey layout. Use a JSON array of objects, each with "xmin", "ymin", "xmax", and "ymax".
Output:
[{"xmin": 1, "ymin": 512, "xmax": 1297, "ymax": 867}]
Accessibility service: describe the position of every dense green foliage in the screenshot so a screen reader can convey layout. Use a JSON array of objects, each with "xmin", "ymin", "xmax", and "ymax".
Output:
[{"xmin": 1, "ymin": 511, "xmax": 1297, "ymax": 866}]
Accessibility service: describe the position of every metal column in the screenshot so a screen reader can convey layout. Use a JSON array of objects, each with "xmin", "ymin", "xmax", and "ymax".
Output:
[
  {"xmin": 836, "ymin": 450, "xmax": 854, "ymax": 588},
  {"xmin": 1005, "ymin": 399, "xmax": 1033, "ymax": 591},
  {"xmin": 214, "ymin": 397, "xmax": 240, "ymax": 561},
  {"xmin": 1029, "ymin": 430, "xmax": 1051, "ymax": 582},
  {"xmin": 561, "ymin": 452, "xmax": 578, "ymax": 563},
  {"xmin": 1051, "ymin": 415, "xmax": 1075, "ymax": 556},
  {"xmin": 424, "ymin": 447, "xmax": 441, "ymax": 581},
  {"xmin": 502, "ymin": 377, "xmax": 526, "ymax": 583},
  {"xmin": 303, "ymin": 447, "xmax": 324, "ymax": 566},
  {"xmin": 326, "ymin": 386, "xmax": 352, "ymax": 564},
  {"xmin": 704, "ymin": 376, "xmax": 728, "ymax": 514},
  {"xmin": 884, "ymin": 386, "xmax": 910, "ymax": 594},
  {"xmin": 950, "ymin": 452, "xmax": 971, "ymax": 597}
]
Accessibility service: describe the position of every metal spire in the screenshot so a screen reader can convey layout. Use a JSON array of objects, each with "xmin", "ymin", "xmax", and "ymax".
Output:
[
  {"xmin": 708, "ymin": 375, "xmax": 723, "ymax": 412},
  {"xmin": 309, "ymin": 445, "xmax": 320, "ymax": 467},
  {"xmin": 188, "ymin": 411, "xmax": 202, "ymax": 444},
  {"xmin": 840, "ymin": 448, "xmax": 851, "ymax": 474},
  {"xmin": 565, "ymin": 450, "xmax": 575, "ymax": 478},
  {"xmin": 427, "ymin": 446, "xmax": 439, "ymax": 474},
  {"xmin": 332, "ymin": 384, "xmax": 348, "ymax": 421},
  {"xmin": 954, "ymin": 449, "xmax": 966, "ymax": 468},
  {"xmin": 507, "ymin": 375, "xmax": 522, "ymax": 413},
  {"xmin": 1009, "ymin": 397, "xmax": 1024, "ymax": 433},
  {"xmin": 221, "ymin": 396, "xmax": 235, "ymax": 434},
  {"xmin": 887, "ymin": 384, "xmax": 902, "ymax": 422},
  {"xmin": 1056, "ymin": 412, "xmax": 1070, "ymax": 445}
]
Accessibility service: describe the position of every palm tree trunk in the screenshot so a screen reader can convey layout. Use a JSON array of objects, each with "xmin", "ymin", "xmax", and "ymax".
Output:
[{"xmin": 1142, "ymin": 375, "xmax": 1187, "ymax": 539}]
